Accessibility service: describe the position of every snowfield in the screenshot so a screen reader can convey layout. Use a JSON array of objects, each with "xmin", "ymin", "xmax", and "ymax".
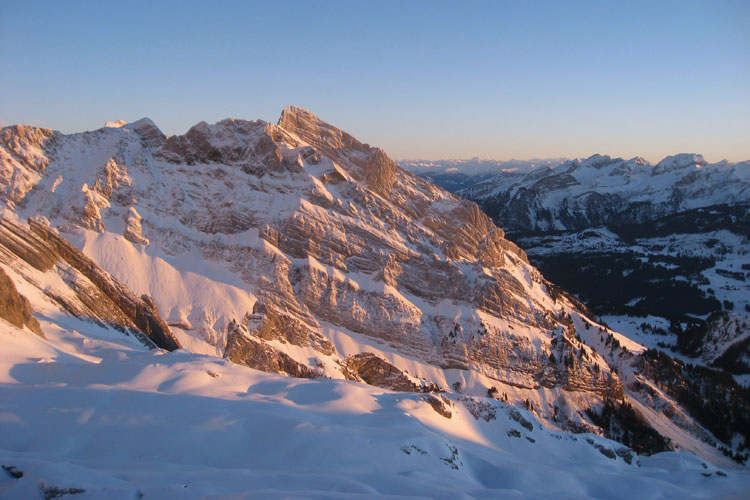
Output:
[{"xmin": 1, "ymin": 318, "xmax": 749, "ymax": 499}]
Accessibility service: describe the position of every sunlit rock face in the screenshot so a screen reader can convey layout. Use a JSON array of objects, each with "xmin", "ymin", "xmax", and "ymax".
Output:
[{"xmin": 0, "ymin": 108, "xmax": 624, "ymax": 429}]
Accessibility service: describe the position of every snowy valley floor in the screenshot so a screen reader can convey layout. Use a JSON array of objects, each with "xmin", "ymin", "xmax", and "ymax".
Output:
[{"xmin": 2, "ymin": 318, "xmax": 750, "ymax": 500}]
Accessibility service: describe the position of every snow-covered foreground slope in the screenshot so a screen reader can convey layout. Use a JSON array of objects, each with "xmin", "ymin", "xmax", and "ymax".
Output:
[{"xmin": 2, "ymin": 319, "xmax": 749, "ymax": 500}]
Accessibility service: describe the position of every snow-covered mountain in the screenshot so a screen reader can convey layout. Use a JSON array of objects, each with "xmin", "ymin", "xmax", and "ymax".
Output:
[
  {"xmin": 458, "ymin": 154, "xmax": 750, "ymax": 232},
  {"xmin": 1, "ymin": 109, "xmax": 749, "ymax": 496},
  {"xmin": 1, "ymin": 109, "xmax": 620, "ymax": 406}
]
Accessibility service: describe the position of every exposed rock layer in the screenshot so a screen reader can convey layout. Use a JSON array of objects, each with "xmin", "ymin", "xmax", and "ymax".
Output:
[
  {"xmin": 0, "ymin": 267, "xmax": 42, "ymax": 336},
  {"xmin": 0, "ymin": 217, "xmax": 179, "ymax": 350}
]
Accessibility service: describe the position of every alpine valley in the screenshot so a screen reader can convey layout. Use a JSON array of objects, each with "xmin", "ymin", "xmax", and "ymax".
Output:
[{"xmin": 1, "ymin": 108, "xmax": 748, "ymax": 499}]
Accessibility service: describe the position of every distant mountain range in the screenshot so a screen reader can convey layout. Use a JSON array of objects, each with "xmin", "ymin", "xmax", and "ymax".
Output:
[
  {"xmin": 399, "ymin": 157, "xmax": 568, "ymax": 192},
  {"xmin": 402, "ymin": 154, "xmax": 749, "ymax": 232},
  {"xmin": 456, "ymin": 154, "xmax": 749, "ymax": 232}
]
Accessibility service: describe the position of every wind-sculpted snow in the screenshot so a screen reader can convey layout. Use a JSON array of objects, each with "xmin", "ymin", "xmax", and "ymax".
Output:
[
  {"xmin": 1, "ymin": 321, "xmax": 749, "ymax": 499},
  {"xmin": 0, "ymin": 108, "xmax": 745, "ymax": 465}
]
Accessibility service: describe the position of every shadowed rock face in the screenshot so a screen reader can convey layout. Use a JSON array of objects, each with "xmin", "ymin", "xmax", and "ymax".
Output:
[
  {"xmin": 0, "ymin": 218, "xmax": 58, "ymax": 272},
  {"xmin": 341, "ymin": 352, "xmax": 422, "ymax": 392},
  {"xmin": 224, "ymin": 319, "xmax": 319, "ymax": 379},
  {"xmin": 124, "ymin": 118, "xmax": 167, "ymax": 148},
  {"xmin": 0, "ymin": 217, "xmax": 180, "ymax": 351},
  {"xmin": 0, "ymin": 267, "xmax": 42, "ymax": 336}
]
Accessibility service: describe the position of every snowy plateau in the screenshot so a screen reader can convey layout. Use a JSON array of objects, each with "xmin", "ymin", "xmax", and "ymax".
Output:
[{"xmin": 1, "ymin": 108, "xmax": 749, "ymax": 499}]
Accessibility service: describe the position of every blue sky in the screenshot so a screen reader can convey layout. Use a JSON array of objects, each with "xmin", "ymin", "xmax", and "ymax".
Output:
[{"xmin": 1, "ymin": 0, "xmax": 748, "ymax": 162}]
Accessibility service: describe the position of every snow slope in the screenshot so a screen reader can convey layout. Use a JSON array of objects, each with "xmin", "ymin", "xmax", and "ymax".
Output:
[{"xmin": 2, "ymin": 317, "xmax": 749, "ymax": 499}]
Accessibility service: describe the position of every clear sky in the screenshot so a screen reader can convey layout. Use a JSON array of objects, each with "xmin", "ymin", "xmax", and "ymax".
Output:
[{"xmin": 1, "ymin": 0, "xmax": 748, "ymax": 163}]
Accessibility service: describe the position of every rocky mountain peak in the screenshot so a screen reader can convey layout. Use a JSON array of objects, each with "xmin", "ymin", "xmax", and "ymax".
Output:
[
  {"xmin": 0, "ymin": 124, "xmax": 56, "ymax": 153},
  {"xmin": 277, "ymin": 106, "xmax": 369, "ymax": 156},
  {"xmin": 654, "ymin": 153, "xmax": 707, "ymax": 173},
  {"xmin": 122, "ymin": 117, "xmax": 166, "ymax": 147},
  {"xmin": 0, "ymin": 108, "xmax": 556, "ymax": 389},
  {"xmin": 578, "ymin": 154, "xmax": 615, "ymax": 168},
  {"xmin": 159, "ymin": 117, "xmax": 278, "ymax": 169},
  {"xmin": 276, "ymin": 106, "xmax": 398, "ymax": 197}
]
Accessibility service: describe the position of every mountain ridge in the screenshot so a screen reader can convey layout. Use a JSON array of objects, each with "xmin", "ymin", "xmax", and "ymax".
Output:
[
  {"xmin": 1, "ymin": 107, "xmax": 747, "ymax": 468},
  {"xmin": 455, "ymin": 153, "xmax": 749, "ymax": 232}
]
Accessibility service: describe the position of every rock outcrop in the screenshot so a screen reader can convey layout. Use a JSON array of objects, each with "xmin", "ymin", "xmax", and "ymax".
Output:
[
  {"xmin": 0, "ymin": 267, "xmax": 42, "ymax": 336},
  {"xmin": 224, "ymin": 318, "xmax": 319, "ymax": 378},
  {"xmin": 341, "ymin": 352, "xmax": 422, "ymax": 392},
  {"xmin": 0, "ymin": 216, "xmax": 179, "ymax": 351}
]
